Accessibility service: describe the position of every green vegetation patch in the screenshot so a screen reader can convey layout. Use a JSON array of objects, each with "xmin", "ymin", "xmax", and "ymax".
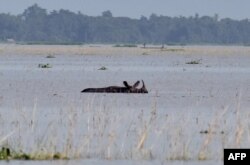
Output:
[
  {"xmin": 0, "ymin": 147, "xmax": 31, "ymax": 160},
  {"xmin": 0, "ymin": 147, "xmax": 10, "ymax": 160},
  {"xmin": 0, "ymin": 147, "xmax": 67, "ymax": 160},
  {"xmin": 1, "ymin": 4, "xmax": 250, "ymax": 45}
]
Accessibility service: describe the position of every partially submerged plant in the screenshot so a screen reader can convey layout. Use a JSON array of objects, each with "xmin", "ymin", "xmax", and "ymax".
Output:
[
  {"xmin": 46, "ymin": 54, "xmax": 56, "ymax": 58},
  {"xmin": 38, "ymin": 63, "xmax": 52, "ymax": 68},
  {"xmin": 0, "ymin": 147, "xmax": 67, "ymax": 160},
  {"xmin": 0, "ymin": 147, "xmax": 30, "ymax": 160},
  {"xmin": 0, "ymin": 147, "xmax": 10, "ymax": 160},
  {"xmin": 186, "ymin": 59, "xmax": 202, "ymax": 64},
  {"xmin": 98, "ymin": 66, "xmax": 107, "ymax": 70}
]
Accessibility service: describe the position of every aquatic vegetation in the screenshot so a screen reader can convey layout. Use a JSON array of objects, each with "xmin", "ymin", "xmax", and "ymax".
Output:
[
  {"xmin": 0, "ymin": 147, "xmax": 30, "ymax": 160},
  {"xmin": 46, "ymin": 54, "xmax": 56, "ymax": 58},
  {"xmin": 0, "ymin": 147, "xmax": 10, "ymax": 160},
  {"xmin": 98, "ymin": 66, "xmax": 108, "ymax": 70},
  {"xmin": 0, "ymin": 147, "xmax": 67, "ymax": 160},
  {"xmin": 1, "ymin": 45, "xmax": 250, "ymax": 163},
  {"xmin": 38, "ymin": 63, "xmax": 53, "ymax": 68},
  {"xmin": 0, "ymin": 96, "xmax": 248, "ymax": 161},
  {"xmin": 186, "ymin": 59, "xmax": 202, "ymax": 64}
]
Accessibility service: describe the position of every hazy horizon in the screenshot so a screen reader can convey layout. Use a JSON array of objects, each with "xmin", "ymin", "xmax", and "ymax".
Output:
[{"xmin": 0, "ymin": 0, "xmax": 250, "ymax": 20}]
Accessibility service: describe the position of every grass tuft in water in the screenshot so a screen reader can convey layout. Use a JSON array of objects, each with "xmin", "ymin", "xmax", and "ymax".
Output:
[
  {"xmin": 38, "ymin": 63, "xmax": 53, "ymax": 68},
  {"xmin": 0, "ymin": 147, "xmax": 10, "ymax": 160},
  {"xmin": 0, "ymin": 147, "xmax": 68, "ymax": 160},
  {"xmin": 186, "ymin": 59, "xmax": 202, "ymax": 64}
]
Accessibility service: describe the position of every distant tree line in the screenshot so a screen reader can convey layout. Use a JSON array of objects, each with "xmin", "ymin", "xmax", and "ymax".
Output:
[{"xmin": 1, "ymin": 4, "xmax": 250, "ymax": 45}]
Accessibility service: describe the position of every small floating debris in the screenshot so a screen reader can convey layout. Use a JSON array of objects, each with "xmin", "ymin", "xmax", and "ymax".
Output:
[
  {"xmin": 200, "ymin": 130, "xmax": 209, "ymax": 134},
  {"xmin": 46, "ymin": 54, "xmax": 56, "ymax": 58},
  {"xmin": 186, "ymin": 59, "xmax": 202, "ymax": 64},
  {"xmin": 38, "ymin": 63, "xmax": 52, "ymax": 68},
  {"xmin": 200, "ymin": 130, "xmax": 224, "ymax": 134},
  {"xmin": 98, "ymin": 66, "xmax": 107, "ymax": 70}
]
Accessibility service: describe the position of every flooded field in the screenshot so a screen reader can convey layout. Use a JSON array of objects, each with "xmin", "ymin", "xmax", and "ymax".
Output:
[{"xmin": 0, "ymin": 44, "xmax": 250, "ymax": 165}]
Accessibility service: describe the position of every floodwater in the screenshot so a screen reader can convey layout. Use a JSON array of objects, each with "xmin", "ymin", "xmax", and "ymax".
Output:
[{"xmin": 0, "ymin": 44, "xmax": 250, "ymax": 165}]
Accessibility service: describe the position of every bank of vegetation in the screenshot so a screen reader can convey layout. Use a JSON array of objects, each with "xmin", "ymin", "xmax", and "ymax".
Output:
[{"xmin": 1, "ymin": 4, "xmax": 250, "ymax": 45}]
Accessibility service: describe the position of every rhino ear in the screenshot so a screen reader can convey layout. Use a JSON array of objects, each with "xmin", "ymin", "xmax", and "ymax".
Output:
[
  {"xmin": 133, "ymin": 81, "xmax": 140, "ymax": 88},
  {"xmin": 123, "ymin": 81, "xmax": 130, "ymax": 88},
  {"xmin": 141, "ymin": 80, "xmax": 146, "ymax": 88},
  {"xmin": 140, "ymin": 80, "xmax": 148, "ymax": 93}
]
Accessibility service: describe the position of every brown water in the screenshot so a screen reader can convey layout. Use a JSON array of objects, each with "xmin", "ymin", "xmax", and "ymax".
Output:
[{"xmin": 0, "ymin": 44, "xmax": 250, "ymax": 164}]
